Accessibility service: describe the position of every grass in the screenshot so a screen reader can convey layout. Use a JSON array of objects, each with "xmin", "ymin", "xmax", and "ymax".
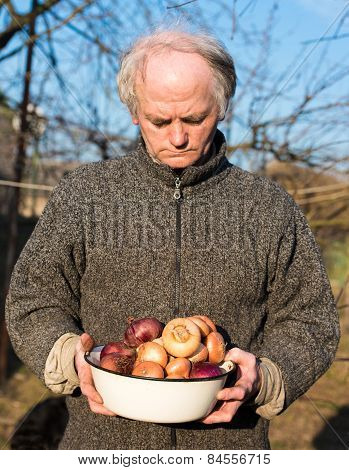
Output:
[
  {"xmin": 0, "ymin": 366, "xmax": 52, "ymax": 450},
  {"xmin": 269, "ymin": 278, "xmax": 349, "ymax": 450},
  {"xmin": 269, "ymin": 359, "xmax": 349, "ymax": 449}
]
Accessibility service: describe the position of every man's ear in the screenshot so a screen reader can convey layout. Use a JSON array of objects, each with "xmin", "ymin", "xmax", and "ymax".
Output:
[
  {"xmin": 131, "ymin": 114, "xmax": 139, "ymax": 125},
  {"xmin": 219, "ymin": 102, "xmax": 229, "ymax": 121}
]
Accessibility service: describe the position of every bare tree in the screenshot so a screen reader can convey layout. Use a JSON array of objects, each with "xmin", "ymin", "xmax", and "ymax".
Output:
[{"xmin": 0, "ymin": 0, "xmax": 348, "ymax": 385}]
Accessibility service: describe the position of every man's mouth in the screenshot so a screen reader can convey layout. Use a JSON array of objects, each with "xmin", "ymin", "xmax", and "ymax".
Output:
[{"xmin": 166, "ymin": 150, "xmax": 194, "ymax": 156}]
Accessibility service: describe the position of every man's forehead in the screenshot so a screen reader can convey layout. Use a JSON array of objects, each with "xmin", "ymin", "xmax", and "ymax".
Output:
[
  {"xmin": 134, "ymin": 52, "xmax": 215, "ymax": 110},
  {"xmin": 137, "ymin": 50, "xmax": 214, "ymax": 86}
]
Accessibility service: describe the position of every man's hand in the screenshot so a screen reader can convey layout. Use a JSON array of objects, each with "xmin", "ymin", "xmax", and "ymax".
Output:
[
  {"xmin": 201, "ymin": 347, "xmax": 261, "ymax": 424},
  {"xmin": 74, "ymin": 333, "xmax": 117, "ymax": 416}
]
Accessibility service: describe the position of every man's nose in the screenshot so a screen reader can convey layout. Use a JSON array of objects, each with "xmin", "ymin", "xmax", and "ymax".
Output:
[{"xmin": 169, "ymin": 122, "xmax": 189, "ymax": 148}]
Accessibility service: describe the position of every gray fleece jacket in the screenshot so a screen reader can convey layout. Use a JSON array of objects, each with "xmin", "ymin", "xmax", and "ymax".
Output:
[{"xmin": 5, "ymin": 130, "xmax": 340, "ymax": 449}]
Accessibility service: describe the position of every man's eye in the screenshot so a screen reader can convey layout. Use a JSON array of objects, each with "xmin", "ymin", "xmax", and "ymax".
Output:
[
  {"xmin": 152, "ymin": 121, "xmax": 170, "ymax": 128},
  {"xmin": 183, "ymin": 117, "xmax": 205, "ymax": 125}
]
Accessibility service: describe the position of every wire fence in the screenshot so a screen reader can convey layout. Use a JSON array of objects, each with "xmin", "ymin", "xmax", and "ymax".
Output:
[{"xmin": 1, "ymin": 178, "xmax": 349, "ymax": 205}]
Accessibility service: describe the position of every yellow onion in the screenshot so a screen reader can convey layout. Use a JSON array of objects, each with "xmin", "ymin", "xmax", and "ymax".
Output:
[
  {"xmin": 152, "ymin": 337, "xmax": 164, "ymax": 347},
  {"xmin": 204, "ymin": 331, "xmax": 226, "ymax": 364},
  {"xmin": 162, "ymin": 318, "xmax": 201, "ymax": 358},
  {"xmin": 132, "ymin": 361, "xmax": 164, "ymax": 379},
  {"xmin": 192, "ymin": 315, "xmax": 217, "ymax": 332},
  {"xmin": 165, "ymin": 357, "xmax": 191, "ymax": 378},
  {"xmin": 187, "ymin": 343, "xmax": 208, "ymax": 363},
  {"xmin": 188, "ymin": 317, "xmax": 211, "ymax": 337},
  {"xmin": 136, "ymin": 341, "xmax": 168, "ymax": 368}
]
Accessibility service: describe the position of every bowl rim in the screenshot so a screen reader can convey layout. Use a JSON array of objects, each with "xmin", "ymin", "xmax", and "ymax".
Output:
[{"xmin": 84, "ymin": 347, "xmax": 236, "ymax": 382}]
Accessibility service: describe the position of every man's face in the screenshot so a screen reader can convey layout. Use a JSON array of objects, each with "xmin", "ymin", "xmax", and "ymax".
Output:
[{"xmin": 132, "ymin": 51, "xmax": 220, "ymax": 169}]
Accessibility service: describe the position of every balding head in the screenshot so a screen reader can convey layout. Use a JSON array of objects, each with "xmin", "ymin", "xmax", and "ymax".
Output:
[
  {"xmin": 117, "ymin": 29, "xmax": 236, "ymax": 120},
  {"xmin": 135, "ymin": 50, "xmax": 216, "ymax": 111}
]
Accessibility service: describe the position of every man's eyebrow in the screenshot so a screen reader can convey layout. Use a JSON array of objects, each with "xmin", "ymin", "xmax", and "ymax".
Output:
[
  {"xmin": 181, "ymin": 112, "xmax": 208, "ymax": 121},
  {"xmin": 145, "ymin": 114, "xmax": 170, "ymax": 122}
]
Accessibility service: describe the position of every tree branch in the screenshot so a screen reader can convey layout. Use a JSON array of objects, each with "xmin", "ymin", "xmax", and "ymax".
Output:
[
  {"xmin": 0, "ymin": 0, "xmax": 61, "ymax": 50},
  {"xmin": 167, "ymin": 0, "xmax": 198, "ymax": 9}
]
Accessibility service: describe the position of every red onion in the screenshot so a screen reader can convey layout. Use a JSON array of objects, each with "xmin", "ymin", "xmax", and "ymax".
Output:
[
  {"xmin": 100, "ymin": 341, "xmax": 136, "ymax": 360},
  {"xmin": 100, "ymin": 352, "xmax": 135, "ymax": 375},
  {"xmin": 189, "ymin": 362, "xmax": 222, "ymax": 379},
  {"xmin": 124, "ymin": 317, "xmax": 164, "ymax": 347}
]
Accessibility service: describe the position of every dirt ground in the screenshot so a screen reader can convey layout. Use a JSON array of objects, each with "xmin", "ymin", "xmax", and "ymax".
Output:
[{"xmin": 268, "ymin": 295, "xmax": 349, "ymax": 450}]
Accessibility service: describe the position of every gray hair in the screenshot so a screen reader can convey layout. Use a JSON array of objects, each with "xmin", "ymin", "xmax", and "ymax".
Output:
[{"xmin": 117, "ymin": 30, "xmax": 237, "ymax": 120}]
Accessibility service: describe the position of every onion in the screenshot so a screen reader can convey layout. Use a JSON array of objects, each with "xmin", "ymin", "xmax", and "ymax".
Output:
[
  {"xmin": 152, "ymin": 337, "xmax": 164, "ymax": 347},
  {"xmin": 192, "ymin": 315, "xmax": 217, "ymax": 332},
  {"xmin": 100, "ymin": 341, "xmax": 136, "ymax": 360},
  {"xmin": 189, "ymin": 362, "xmax": 222, "ymax": 379},
  {"xmin": 204, "ymin": 331, "xmax": 226, "ymax": 364},
  {"xmin": 162, "ymin": 318, "xmax": 201, "ymax": 358},
  {"xmin": 124, "ymin": 317, "xmax": 164, "ymax": 347},
  {"xmin": 187, "ymin": 343, "xmax": 208, "ymax": 363},
  {"xmin": 100, "ymin": 352, "xmax": 135, "ymax": 375},
  {"xmin": 165, "ymin": 357, "xmax": 191, "ymax": 378},
  {"xmin": 166, "ymin": 374, "xmax": 186, "ymax": 380},
  {"xmin": 188, "ymin": 317, "xmax": 211, "ymax": 337},
  {"xmin": 136, "ymin": 342, "xmax": 168, "ymax": 368},
  {"xmin": 132, "ymin": 361, "xmax": 164, "ymax": 379}
]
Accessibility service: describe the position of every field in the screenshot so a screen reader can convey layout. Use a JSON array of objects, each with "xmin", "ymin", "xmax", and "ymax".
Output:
[{"xmin": 268, "ymin": 241, "xmax": 349, "ymax": 449}]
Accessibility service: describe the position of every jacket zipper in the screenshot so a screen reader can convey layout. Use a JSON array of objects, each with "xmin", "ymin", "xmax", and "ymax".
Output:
[
  {"xmin": 171, "ymin": 176, "xmax": 182, "ymax": 450},
  {"xmin": 173, "ymin": 177, "xmax": 182, "ymax": 316}
]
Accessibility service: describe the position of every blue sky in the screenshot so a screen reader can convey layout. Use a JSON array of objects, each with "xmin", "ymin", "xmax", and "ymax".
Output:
[{"xmin": 1, "ymin": 0, "xmax": 348, "ymax": 166}]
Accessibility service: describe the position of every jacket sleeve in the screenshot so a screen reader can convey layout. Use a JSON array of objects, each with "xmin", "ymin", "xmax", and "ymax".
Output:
[
  {"xmin": 255, "ymin": 199, "xmax": 340, "ymax": 411},
  {"xmin": 5, "ymin": 174, "xmax": 85, "ymax": 383},
  {"xmin": 44, "ymin": 332, "xmax": 80, "ymax": 394}
]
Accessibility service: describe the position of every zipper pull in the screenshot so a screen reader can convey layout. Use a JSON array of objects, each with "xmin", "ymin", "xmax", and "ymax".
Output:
[{"xmin": 173, "ymin": 177, "xmax": 182, "ymax": 200}]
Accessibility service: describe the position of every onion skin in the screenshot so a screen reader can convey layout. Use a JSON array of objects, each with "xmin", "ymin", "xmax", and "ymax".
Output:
[
  {"xmin": 192, "ymin": 315, "xmax": 217, "ymax": 332},
  {"xmin": 162, "ymin": 318, "xmax": 201, "ymax": 358},
  {"xmin": 124, "ymin": 317, "xmax": 164, "ymax": 347},
  {"xmin": 165, "ymin": 357, "xmax": 191, "ymax": 378},
  {"xmin": 136, "ymin": 342, "xmax": 168, "ymax": 368},
  {"xmin": 188, "ymin": 317, "xmax": 211, "ymax": 337},
  {"xmin": 204, "ymin": 331, "xmax": 226, "ymax": 364},
  {"xmin": 132, "ymin": 361, "xmax": 164, "ymax": 379},
  {"xmin": 187, "ymin": 343, "xmax": 208, "ymax": 363},
  {"xmin": 100, "ymin": 341, "xmax": 136, "ymax": 361},
  {"xmin": 189, "ymin": 362, "xmax": 222, "ymax": 379},
  {"xmin": 100, "ymin": 352, "xmax": 135, "ymax": 375}
]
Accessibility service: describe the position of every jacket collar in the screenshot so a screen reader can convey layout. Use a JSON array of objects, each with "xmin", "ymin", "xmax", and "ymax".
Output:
[{"xmin": 135, "ymin": 129, "xmax": 230, "ymax": 188}]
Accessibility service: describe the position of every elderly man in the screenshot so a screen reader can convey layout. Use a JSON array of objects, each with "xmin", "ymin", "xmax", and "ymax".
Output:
[{"xmin": 6, "ymin": 30, "xmax": 339, "ymax": 450}]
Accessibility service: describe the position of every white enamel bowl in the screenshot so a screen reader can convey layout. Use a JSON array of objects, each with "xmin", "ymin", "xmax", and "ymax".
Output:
[{"xmin": 85, "ymin": 346, "xmax": 236, "ymax": 423}]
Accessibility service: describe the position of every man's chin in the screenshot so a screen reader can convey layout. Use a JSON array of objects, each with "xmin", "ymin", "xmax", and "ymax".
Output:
[{"xmin": 159, "ymin": 153, "xmax": 200, "ymax": 169}]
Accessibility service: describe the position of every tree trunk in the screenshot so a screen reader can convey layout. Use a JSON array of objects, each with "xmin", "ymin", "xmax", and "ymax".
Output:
[{"xmin": 0, "ymin": 0, "xmax": 38, "ymax": 388}]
